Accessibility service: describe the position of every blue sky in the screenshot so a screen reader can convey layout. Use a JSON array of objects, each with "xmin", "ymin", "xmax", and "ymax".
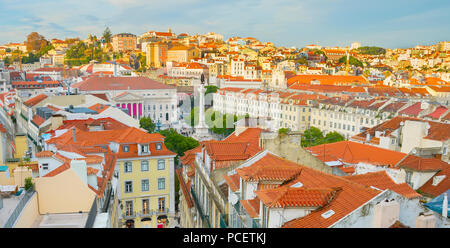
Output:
[{"xmin": 0, "ymin": 0, "xmax": 449, "ymax": 48}]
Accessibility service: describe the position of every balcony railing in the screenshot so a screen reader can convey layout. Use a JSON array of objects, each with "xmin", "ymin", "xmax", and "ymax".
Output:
[
  {"xmin": 84, "ymin": 197, "xmax": 97, "ymax": 228},
  {"xmin": 190, "ymin": 185, "xmax": 210, "ymax": 228},
  {"xmin": 122, "ymin": 211, "xmax": 137, "ymax": 219},
  {"xmin": 137, "ymin": 209, "xmax": 169, "ymax": 217},
  {"xmin": 3, "ymin": 189, "xmax": 35, "ymax": 228}
]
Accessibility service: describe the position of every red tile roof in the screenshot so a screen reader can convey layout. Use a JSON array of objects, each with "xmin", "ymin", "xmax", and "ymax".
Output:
[
  {"xmin": 224, "ymin": 173, "xmax": 240, "ymax": 192},
  {"xmin": 72, "ymin": 76, "xmax": 175, "ymax": 92},
  {"xmin": 32, "ymin": 115, "xmax": 45, "ymax": 126},
  {"xmin": 399, "ymin": 102, "xmax": 424, "ymax": 116},
  {"xmin": 176, "ymin": 168, "xmax": 194, "ymax": 208},
  {"xmin": 86, "ymin": 167, "xmax": 99, "ymax": 175},
  {"xmin": 281, "ymin": 166, "xmax": 380, "ymax": 228},
  {"xmin": 224, "ymin": 128, "xmax": 263, "ymax": 156},
  {"xmin": 88, "ymin": 103, "xmax": 110, "ymax": 114},
  {"xmin": 46, "ymin": 127, "xmax": 175, "ymax": 157},
  {"xmin": 55, "ymin": 118, "xmax": 130, "ymax": 132},
  {"xmin": 425, "ymin": 106, "xmax": 448, "ymax": 119},
  {"xmin": 236, "ymin": 153, "xmax": 302, "ymax": 182},
  {"xmin": 204, "ymin": 142, "xmax": 252, "ymax": 168},
  {"xmin": 256, "ymin": 187, "xmax": 339, "ymax": 208},
  {"xmin": 307, "ymin": 141, "xmax": 406, "ymax": 168},
  {"xmin": 23, "ymin": 94, "xmax": 48, "ymax": 107},
  {"xmin": 398, "ymin": 154, "xmax": 448, "ymax": 172},
  {"xmin": 287, "ymin": 75, "xmax": 368, "ymax": 87},
  {"xmin": 345, "ymin": 171, "xmax": 421, "ymax": 199},
  {"xmin": 352, "ymin": 116, "xmax": 420, "ymax": 143},
  {"xmin": 240, "ymin": 198, "xmax": 260, "ymax": 218},
  {"xmin": 419, "ymin": 166, "xmax": 450, "ymax": 198},
  {"xmin": 44, "ymin": 162, "xmax": 71, "ymax": 177},
  {"xmin": 35, "ymin": 151, "xmax": 54, "ymax": 157}
]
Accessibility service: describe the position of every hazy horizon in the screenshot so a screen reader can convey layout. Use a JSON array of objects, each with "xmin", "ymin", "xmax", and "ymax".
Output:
[{"xmin": 1, "ymin": 0, "xmax": 449, "ymax": 49}]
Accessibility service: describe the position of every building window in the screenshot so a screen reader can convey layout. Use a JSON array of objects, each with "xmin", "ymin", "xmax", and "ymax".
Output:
[
  {"xmin": 158, "ymin": 159, "xmax": 165, "ymax": 170},
  {"xmin": 141, "ymin": 179, "xmax": 149, "ymax": 192},
  {"xmin": 141, "ymin": 160, "xmax": 149, "ymax": 171},
  {"xmin": 125, "ymin": 201, "xmax": 133, "ymax": 216},
  {"xmin": 141, "ymin": 144, "xmax": 149, "ymax": 153},
  {"xmin": 122, "ymin": 145, "xmax": 129, "ymax": 152},
  {"xmin": 405, "ymin": 171, "xmax": 413, "ymax": 186},
  {"xmin": 156, "ymin": 143, "xmax": 162, "ymax": 150},
  {"xmin": 42, "ymin": 163, "xmax": 49, "ymax": 170},
  {"xmin": 158, "ymin": 197, "xmax": 165, "ymax": 212},
  {"xmin": 142, "ymin": 199, "xmax": 150, "ymax": 215},
  {"xmin": 125, "ymin": 181, "xmax": 133, "ymax": 193},
  {"xmin": 158, "ymin": 178, "xmax": 165, "ymax": 190},
  {"xmin": 124, "ymin": 161, "xmax": 132, "ymax": 173}
]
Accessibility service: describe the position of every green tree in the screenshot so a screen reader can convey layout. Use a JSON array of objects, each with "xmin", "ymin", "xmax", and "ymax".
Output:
[
  {"xmin": 301, "ymin": 126, "xmax": 324, "ymax": 147},
  {"xmin": 205, "ymin": 85, "xmax": 219, "ymax": 95},
  {"xmin": 140, "ymin": 116, "xmax": 156, "ymax": 133},
  {"xmin": 295, "ymin": 57, "xmax": 308, "ymax": 65},
  {"xmin": 324, "ymin": 131, "xmax": 345, "ymax": 143},
  {"xmin": 158, "ymin": 128, "xmax": 199, "ymax": 157},
  {"xmin": 24, "ymin": 177, "xmax": 34, "ymax": 191},
  {"xmin": 356, "ymin": 46, "xmax": 386, "ymax": 55},
  {"xmin": 278, "ymin": 128, "xmax": 289, "ymax": 135},
  {"xmin": 26, "ymin": 32, "xmax": 48, "ymax": 52},
  {"xmin": 103, "ymin": 27, "xmax": 112, "ymax": 43},
  {"xmin": 338, "ymin": 56, "xmax": 363, "ymax": 67}
]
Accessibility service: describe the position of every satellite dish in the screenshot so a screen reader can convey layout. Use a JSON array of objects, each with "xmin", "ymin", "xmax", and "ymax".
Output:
[{"xmin": 230, "ymin": 192, "xmax": 238, "ymax": 205}]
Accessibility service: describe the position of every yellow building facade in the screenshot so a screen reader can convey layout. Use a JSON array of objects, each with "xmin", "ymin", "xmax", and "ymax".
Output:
[{"xmin": 115, "ymin": 150, "xmax": 176, "ymax": 228}]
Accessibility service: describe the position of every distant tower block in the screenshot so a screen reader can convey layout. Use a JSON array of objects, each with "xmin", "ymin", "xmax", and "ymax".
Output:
[{"xmin": 351, "ymin": 42, "xmax": 361, "ymax": 50}]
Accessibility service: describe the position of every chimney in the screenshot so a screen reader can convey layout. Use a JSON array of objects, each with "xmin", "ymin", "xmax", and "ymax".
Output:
[
  {"xmin": 51, "ymin": 115, "xmax": 65, "ymax": 131},
  {"xmin": 443, "ymin": 193, "xmax": 448, "ymax": 218},
  {"xmin": 72, "ymin": 128, "xmax": 76, "ymax": 142},
  {"xmin": 416, "ymin": 212, "xmax": 436, "ymax": 228},
  {"xmin": 373, "ymin": 199, "xmax": 400, "ymax": 228}
]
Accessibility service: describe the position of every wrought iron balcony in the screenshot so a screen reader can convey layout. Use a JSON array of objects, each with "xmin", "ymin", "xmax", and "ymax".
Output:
[
  {"xmin": 122, "ymin": 211, "xmax": 137, "ymax": 219},
  {"xmin": 190, "ymin": 185, "xmax": 210, "ymax": 228}
]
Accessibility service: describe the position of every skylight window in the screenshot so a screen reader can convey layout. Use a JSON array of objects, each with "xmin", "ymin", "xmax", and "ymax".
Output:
[
  {"xmin": 290, "ymin": 182, "xmax": 303, "ymax": 188},
  {"xmin": 321, "ymin": 210, "xmax": 335, "ymax": 219}
]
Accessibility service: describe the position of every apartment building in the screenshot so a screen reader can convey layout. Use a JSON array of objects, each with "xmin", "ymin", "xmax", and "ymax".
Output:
[
  {"xmin": 112, "ymin": 33, "xmax": 137, "ymax": 53},
  {"xmin": 43, "ymin": 127, "xmax": 176, "ymax": 228}
]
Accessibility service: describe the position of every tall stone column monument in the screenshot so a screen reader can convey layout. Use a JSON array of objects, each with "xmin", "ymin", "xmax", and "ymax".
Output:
[{"xmin": 192, "ymin": 74, "xmax": 211, "ymax": 141}]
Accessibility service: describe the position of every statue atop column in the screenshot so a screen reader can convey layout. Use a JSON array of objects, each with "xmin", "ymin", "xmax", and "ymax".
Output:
[{"xmin": 192, "ymin": 74, "xmax": 211, "ymax": 141}]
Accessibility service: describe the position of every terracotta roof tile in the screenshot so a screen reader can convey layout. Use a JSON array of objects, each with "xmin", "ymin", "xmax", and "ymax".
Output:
[
  {"xmin": 425, "ymin": 106, "xmax": 448, "ymax": 119},
  {"xmin": 72, "ymin": 76, "xmax": 175, "ymax": 92},
  {"xmin": 236, "ymin": 153, "xmax": 302, "ymax": 182},
  {"xmin": 224, "ymin": 174, "xmax": 240, "ymax": 192},
  {"xmin": 256, "ymin": 187, "xmax": 339, "ymax": 208},
  {"xmin": 281, "ymin": 164, "xmax": 380, "ymax": 228},
  {"xmin": 307, "ymin": 141, "xmax": 406, "ymax": 168},
  {"xmin": 398, "ymin": 154, "xmax": 448, "ymax": 172},
  {"xmin": 399, "ymin": 102, "xmax": 425, "ymax": 116},
  {"xmin": 87, "ymin": 167, "xmax": 99, "ymax": 175},
  {"xmin": 32, "ymin": 114, "xmax": 45, "ymax": 126},
  {"xmin": 419, "ymin": 166, "xmax": 450, "ymax": 198},
  {"xmin": 36, "ymin": 151, "xmax": 54, "ymax": 157},
  {"xmin": 345, "ymin": 171, "xmax": 420, "ymax": 199},
  {"xmin": 176, "ymin": 168, "xmax": 194, "ymax": 208},
  {"xmin": 23, "ymin": 94, "xmax": 48, "ymax": 107},
  {"xmin": 240, "ymin": 198, "xmax": 260, "ymax": 218}
]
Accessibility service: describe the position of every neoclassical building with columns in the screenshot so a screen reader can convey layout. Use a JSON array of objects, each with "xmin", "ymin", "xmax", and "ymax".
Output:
[{"xmin": 71, "ymin": 76, "xmax": 178, "ymax": 125}]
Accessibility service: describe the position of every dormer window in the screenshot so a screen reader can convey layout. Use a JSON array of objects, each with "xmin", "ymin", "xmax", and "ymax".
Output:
[
  {"xmin": 122, "ymin": 145, "xmax": 129, "ymax": 152},
  {"xmin": 141, "ymin": 144, "xmax": 149, "ymax": 153},
  {"xmin": 156, "ymin": 143, "xmax": 162, "ymax": 150}
]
